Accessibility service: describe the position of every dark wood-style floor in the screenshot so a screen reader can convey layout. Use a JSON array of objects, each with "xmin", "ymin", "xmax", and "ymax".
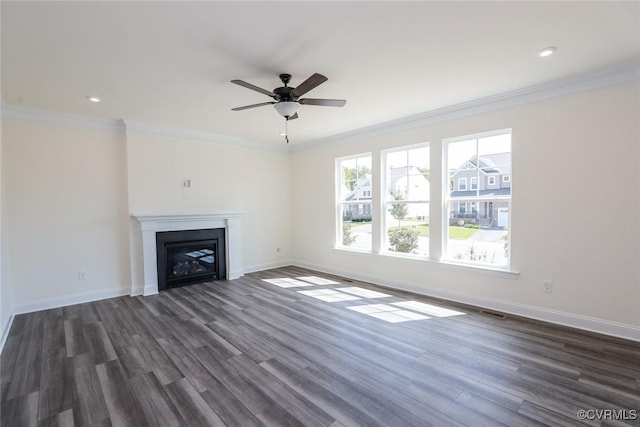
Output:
[{"xmin": 1, "ymin": 266, "xmax": 639, "ymax": 427}]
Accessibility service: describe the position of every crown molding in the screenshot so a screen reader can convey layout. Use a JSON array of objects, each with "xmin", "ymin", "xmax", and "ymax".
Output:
[
  {"xmin": 124, "ymin": 120, "xmax": 289, "ymax": 153},
  {"xmin": 1, "ymin": 103, "xmax": 125, "ymax": 133},
  {"xmin": 3, "ymin": 60, "xmax": 638, "ymax": 154},
  {"xmin": 292, "ymin": 60, "xmax": 640, "ymax": 153}
]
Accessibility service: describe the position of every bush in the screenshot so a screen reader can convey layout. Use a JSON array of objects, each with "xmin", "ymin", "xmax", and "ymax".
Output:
[
  {"xmin": 463, "ymin": 223, "xmax": 481, "ymax": 229},
  {"xmin": 342, "ymin": 224, "xmax": 356, "ymax": 246},
  {"xmin": 389, "ymin": 227, "xmax": 419, "ymax": 253}
]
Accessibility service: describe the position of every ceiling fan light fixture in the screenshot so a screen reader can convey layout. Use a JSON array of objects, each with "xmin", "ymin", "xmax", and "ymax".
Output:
[{"xmin": 274, "ymin": 101, "xmax": 299, "ymax": 118}]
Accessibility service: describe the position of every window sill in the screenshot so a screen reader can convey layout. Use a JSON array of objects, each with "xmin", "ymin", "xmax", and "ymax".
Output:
[{"xmin": 332, "ymin": 247, "xmax": 519, "ymax": 279}]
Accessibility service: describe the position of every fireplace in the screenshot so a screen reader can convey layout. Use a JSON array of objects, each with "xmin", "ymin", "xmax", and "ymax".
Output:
[
  {"xmin": 156, "ymin": 228, "xmax": 226, "ymax": 290},
  {"xmin": 132, "ymin": 212, "xmax": 244, "ymax": 296}
]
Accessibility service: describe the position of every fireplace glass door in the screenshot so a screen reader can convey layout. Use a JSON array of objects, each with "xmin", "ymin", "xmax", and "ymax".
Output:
[
  {"xmin": 166, "ymin": 240, "xmax": 217, "ymax": 286},
  {"xmin": 156, "ymin": 228, "xmax": 226, "ymax": 290}
]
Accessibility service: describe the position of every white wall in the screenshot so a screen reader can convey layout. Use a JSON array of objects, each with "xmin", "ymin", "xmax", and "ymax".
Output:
[
  {"xmin": 125, "ymin": 129, "xmax": 292, "ymax": 285},
  {"xmin": 290, "ymin": 81, "xmax": 640, "ymax": 339},
  {"xmin": 0, "ymin": 117, "xmax": 11, "ymax": 346},
  {"xmin": 3, "ymin": 120, "xmax": 132, "ymax": 313}
]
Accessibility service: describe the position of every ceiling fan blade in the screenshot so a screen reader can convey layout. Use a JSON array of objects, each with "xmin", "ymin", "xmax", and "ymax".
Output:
[
  {"xmin": 231, "ymin": 80, "xmax": 275, "ymax": 97},
  {"xmin": 231, "ymin": 102, "xmax": 274, "ymax": 111},
  {"xmin": 287, "ymin": 112, "xmax": 299, "ymax": 120},
  {"xmin": 291, "ymin": 73, "xmax": 328, "ymax": 98},
  {"xmin": 299, "ymin": 98, "xmax": 346, "ymax": 107}
]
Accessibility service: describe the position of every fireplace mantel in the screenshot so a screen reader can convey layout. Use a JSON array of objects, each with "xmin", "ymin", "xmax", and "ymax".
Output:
[{"xmin": 132, "ymin": 212, "xmax": 245, "ymax": 295}]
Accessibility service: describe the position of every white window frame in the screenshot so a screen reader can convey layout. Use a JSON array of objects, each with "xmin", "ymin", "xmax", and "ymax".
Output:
[
  {"xmin": 470, "ymin": 176, "xmax": 478, "ymax": 190},
  {"xmin": 503, "ymin": 175, "xmax": 511, "ymax": 183},
  {"xmin": 333, "ymin": 129, "xmax": 515, "ymax": 275},
  {"xmin": 335, "ymin": 153, "xmax": 373, "ymax": 251},
  {"xmin": 458, "ymin": 177, "xmax": 467, "ymax": 191},
  {"xmin": 488, "ymin": 175, "xmax": 496, "ymax": 186},
  {"xmin": 381, "ymin": 143, "xmax": 430, "ymax": 258},
  {"xmin": 443, "ymin": 129, "xmax": 512, "ymax": 269}
]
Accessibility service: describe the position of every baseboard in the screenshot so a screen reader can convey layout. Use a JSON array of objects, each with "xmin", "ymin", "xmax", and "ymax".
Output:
[
  {"xmin": 11, "ymin": 287, "xmax": 131, "ymax": 316},
  {"xmin": 291, "ymin": 260, "xmax": 640, "ymax": 342},
  {"xmin": 243, "ymin": 260, "xmax": 293, "ymax": 275},
  {"xmin": 0, "ymin": 312, "xmax": 16, "ymax": 355}
]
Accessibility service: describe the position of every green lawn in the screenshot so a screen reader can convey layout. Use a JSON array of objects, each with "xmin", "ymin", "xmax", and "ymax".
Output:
[
  {"xmin": 388, "ymin": 223, "xmax": 480, "ymax": 239},
  {"xmin": 449, "ymin": 226, "xmax": 480, "ymax": 239}
]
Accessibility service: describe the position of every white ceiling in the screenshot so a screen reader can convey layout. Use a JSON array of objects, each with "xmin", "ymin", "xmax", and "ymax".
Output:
[{"xmin": 2, "ymin": 1, "xmax": 639, "ymax": 147}]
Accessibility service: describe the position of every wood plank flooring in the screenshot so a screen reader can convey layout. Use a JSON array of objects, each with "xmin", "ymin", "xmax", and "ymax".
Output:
[{"xmin": 2, "ymin": 266, "xmax": 639, "ymax": 426}]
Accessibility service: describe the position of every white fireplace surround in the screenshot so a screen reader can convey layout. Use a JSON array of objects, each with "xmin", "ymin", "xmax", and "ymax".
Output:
[{"xmin": 132, "ymin": 212, "xmax": 245, "ymax": 296}]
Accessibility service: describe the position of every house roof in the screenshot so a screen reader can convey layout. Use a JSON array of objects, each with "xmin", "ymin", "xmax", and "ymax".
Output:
[
  {"xmin": 344, "ymin": 166, "xmax": 429, "ymax": 201},
  {"xmin": 388, "ymin": 166, "xmax": 426, "ymax": 186},
  {"xmin": 458, "ymin": 153, "xmax": 512, "ymax": 176}
]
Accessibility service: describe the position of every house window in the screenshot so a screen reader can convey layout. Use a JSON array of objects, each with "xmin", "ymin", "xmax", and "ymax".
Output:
[
  {"xmin": 383, "ymin": 144, "xmax": 430, "ymax": 257},
  {"xmin": 446, "ymin": 130, "xmax": 511, "ymax": 267},
  {"xmin": 337, "ymin": 154, "xmax": 372, "ymax": 250},
  {"xmin": 458, "ymin": 177, "xmax": 467, "ymax": 191},
  {"xmin": 470, "ymin": 177, "xmax": 478, "ymax": 190},
  {"xmin": 503, "ymin": 175, "xmax": 511, "ymax": 183}
]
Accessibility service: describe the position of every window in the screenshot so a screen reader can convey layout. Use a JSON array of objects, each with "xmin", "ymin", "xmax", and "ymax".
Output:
[
  {"xmin": 335, "ymin": 129, "xmax": 512, "ymax": 272},
  {"xmin": 446, "ymin": 130, "xmax": 511, "ymax": 267},
  {"xmin": 383, "ymin": 145, "xmax": 430, "ymax": 257},
  {"xmin": 458, "ymin": 177, "xmax": 467, "ymax": 191},
  {"xmin": 337, "ymin": 154, "xmax": 372, "ymax": 250}
]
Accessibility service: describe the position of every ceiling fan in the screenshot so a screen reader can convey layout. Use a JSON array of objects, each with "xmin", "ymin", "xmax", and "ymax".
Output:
[{"xmin": 230, "ymin": 73, "xmax": 346, "ymax": 122}]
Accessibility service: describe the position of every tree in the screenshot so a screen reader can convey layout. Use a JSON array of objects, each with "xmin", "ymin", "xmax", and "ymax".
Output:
[
  {"xmin": 389, "ymin": 193, "xmax": 408, "ymax": 227},
  {"xmin": 417, "ymin": 167, "xmax": 431, "ymax": 181},
  {"xmin": 343, "ymin": 165, "xmax": 371, "ymax": 190}
]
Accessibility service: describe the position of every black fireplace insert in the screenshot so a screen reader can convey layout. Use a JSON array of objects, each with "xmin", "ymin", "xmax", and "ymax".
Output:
[{"xmin": 156, "ymin": 228, "xmax": 226, "ymax": 290}]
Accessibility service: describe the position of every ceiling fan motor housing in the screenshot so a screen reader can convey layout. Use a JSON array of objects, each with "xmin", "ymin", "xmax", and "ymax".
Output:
[{"xmin": 274, "ymin": 74, "xmax": 294, "ymax": 101}]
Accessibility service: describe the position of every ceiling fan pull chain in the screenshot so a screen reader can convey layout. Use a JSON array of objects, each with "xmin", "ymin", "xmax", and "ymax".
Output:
[{"xmin": 284, "ymin": 119, "xmax": 289, "ymax": 144}]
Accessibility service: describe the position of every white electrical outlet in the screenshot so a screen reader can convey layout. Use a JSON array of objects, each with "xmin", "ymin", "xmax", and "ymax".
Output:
[
  {"xmin": 276, "ymin": 247, "xmax": 281, "ymax": 253},
  {"xmin": 182, "ymin": 179, "xmax": 191, "ymax": 188},
  {"xmin": 543, "ymin": 280, "xmax": 553, "ymax": 293},
  {"xmin": 78, "ymin": 271, "xmax": 86, "ymax": 281}
]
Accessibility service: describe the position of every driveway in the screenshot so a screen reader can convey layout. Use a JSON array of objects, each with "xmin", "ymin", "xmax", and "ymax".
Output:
[{"xmin": 468, "ymin": 228, "xmax": 507, "ymax": 243}]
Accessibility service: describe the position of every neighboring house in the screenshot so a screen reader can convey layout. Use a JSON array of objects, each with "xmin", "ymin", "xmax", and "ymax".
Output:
[
  {"xmin": 343, "ymin": 167, "xmax": 430, "ymax": 221},
  {"xmin": 387, "ymin": 166, "xmax": 429, "ymax": 221},
  {"xmin": 450, "ymin": 153, "xmax": 511, "ymax": 227},
  {"xmin": 343, "ymin": 176, "xmax": 373, "ymax": 221}
]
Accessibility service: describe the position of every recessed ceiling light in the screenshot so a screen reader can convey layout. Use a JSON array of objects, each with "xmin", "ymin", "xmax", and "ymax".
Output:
[
  {"xmin": 87, "ymin": 96, "xmax": 101, "ymax": 103},
  {"xmin": 538, "ymin": 47, "xmax": 557, "ymax": 58}
]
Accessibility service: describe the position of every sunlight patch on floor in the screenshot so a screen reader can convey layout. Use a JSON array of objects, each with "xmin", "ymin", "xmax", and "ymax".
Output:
[
  {"xmin": 296, "ymin": 276, "xmax": 341, "ymax": 285},
  {"xmin": 391, "ymin": 301, "xmax": 466, "ymax": 317},
  {"xmin": 262, "ymin": 275, "xmax": 466, "ymax": 323},
  {"xmin": 347, "ymin": 304, "xmax": 430, "ymax": 323},
  {"xmin": 262, "ymin": 278, "xmax": 314, "ymax": 288},
  {"xmin": 337, "ymin": 287, "xmax": 391, "ymax": 299},
  {"xmin": 297, "ymin": 289, "xmax": 362, "ymax": 302}
]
